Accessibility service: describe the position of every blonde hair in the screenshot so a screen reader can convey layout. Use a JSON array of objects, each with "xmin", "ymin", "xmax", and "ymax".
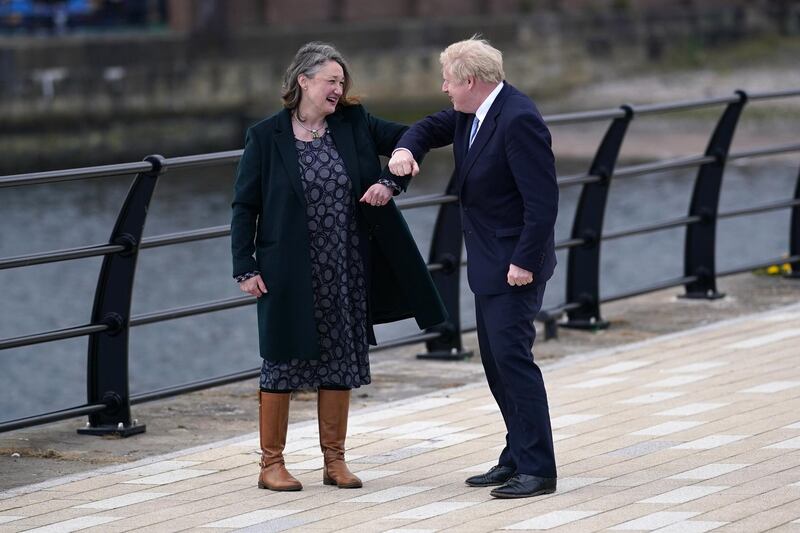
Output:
[
  {"xmin": 440, "ymin": 36, "xmax": 504, "ymax": 84},
  {"xmin": 281, "ymin": 42, "xmax": 356, "ymax": 109}
]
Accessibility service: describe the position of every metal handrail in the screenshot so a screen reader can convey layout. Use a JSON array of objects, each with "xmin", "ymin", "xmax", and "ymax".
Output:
[
  {"xmin": 129, "ymin": 296, "xmax": 255, "ymax": 327},
  {"xmin": 555, "ymin": 237, "xmax": 586, "ymax": 250},
  {"xmin": 728, "ymin": 142, "xmax": 800, "ymax": 161},
  {"xmin": 718, "ymin": 255, "xmax": 800, "ymax": 277},
  {"xmin": 2, "ymin": 89, "xmax": 799, "ymax": 434},
  {"xmin": 601, "ymin": 275, "xmax": 699, "ymax": 303},
  {"xmin": 141, "ymin": 226, "xmax": 231, "ymax": 249},
  {"xmin": 0, "ymin": 403, "xmax": 107, "ymax": 433},
  {"xmin": 0, "ymin": 243, "xmax": 127, "ymax": 270},
  {"xmin": 718, "ymin": 199, "xmax": 800, "ymax": 220},
  {"xmin": 0, "ymin": 323, "xmax": 109, "ymax": 351},
  {"xmin": 614, "ymin": 154, "xmax": 716, "ymax": 179},
  {"xmin": 130, "ymin": 368, "xmax": 262, "ymax": 405},
  {"xmin": 395, "ymin": 193, "xmax": 459, "ymax": 209},
  {"xmin": 0, "ymin": 161, "xmax": 152, "ymax": 188},
  {"xmin": 630, "ymin": 95, "xmax": 741, "ymax": 116},
  {"xmin": 163, "ymin": 150, "xmax": 242, "ymax": 169},
  {"xmin": 0, "ymin": 196, "xmax": 460, "ymax": 272},
  {"xmin": 603, "ymin": 216, "xmax": 703, "ymax": 241},
  {"xmin": 545, "ymin": 108, "xmax": 626, "ymax": 125},
  {"xmin": 558, "ymin": 173, "xmax": 602, "ymax": 187},
  {"xmin": 748, "ymin": 89, "xmax": 800, "ymax": 101}
]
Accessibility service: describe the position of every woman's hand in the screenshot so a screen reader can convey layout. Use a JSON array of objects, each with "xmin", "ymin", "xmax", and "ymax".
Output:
[
  {"xmin": 359, "ymin": 183, "xmax": 393, "ymax": 206},
  {"xmin": 240, "ymin": 274, "xmax": 268, "ymax": 297}
]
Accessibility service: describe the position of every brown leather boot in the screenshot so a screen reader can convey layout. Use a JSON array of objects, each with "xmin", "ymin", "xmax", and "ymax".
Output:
[
  {"xmin": 258, "ymin": 391, "xmax": 302, "ymax": 491},
  {"xmin": 318, "ymin": 389, "xmax": 362, "ymax": 488}
]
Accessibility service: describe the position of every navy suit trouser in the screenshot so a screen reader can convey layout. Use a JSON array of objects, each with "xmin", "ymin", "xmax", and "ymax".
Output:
[{"xmin": 474, "ymin": 284, "xmax": 557, "ymax": 478}]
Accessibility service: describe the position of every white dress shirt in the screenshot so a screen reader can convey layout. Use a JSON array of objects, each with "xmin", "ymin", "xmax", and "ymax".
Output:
[
  {"xmin": 471, "ymin": 81, "xmax": 504, "ymax": 141},
  {"xmin": 392, "ymin": 80, "xmax": 505, "ymax": 158}
]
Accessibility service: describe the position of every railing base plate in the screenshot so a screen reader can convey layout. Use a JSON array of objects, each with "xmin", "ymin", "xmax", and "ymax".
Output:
[
  {"xmin": 543, "ymin": 319, "xmax": 559, "ymax": 340},
  {"xmin": 416, "ymin": 350, "xmax": 474, "ymax": 361},
  {"xmin": 680, "ymin": 291, "xmax": 726, "ymax": 300},
  {"xmin": 560, "ymin": 318, "xmax": 610, "ymax": 331},
  {"xmin": 77, "ymin": 423, "xmax": 146, "ymax": 438}
]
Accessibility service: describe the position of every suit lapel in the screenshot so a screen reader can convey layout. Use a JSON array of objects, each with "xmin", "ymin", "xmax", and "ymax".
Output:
[
  {"xmin": 453, "ymin": 115, "xmax": 468, "ymax": 168},
  {"xmin": 461, "ymin": 113, "xmax": 497, "ymax": 178},
  {"xmin": 273, "ymin": 109, "xmax": 306, "ymax": 207},
  {"xmin": 460, "ymin": 83, "xmax": 510, "ymax": 181},
  {"xmin": 452, "ymin": 114, "xmax": 470, "ymax": 194},
  {"xmin": 326, "ymin": 112, "xmax": 362, "ymax": 195}
]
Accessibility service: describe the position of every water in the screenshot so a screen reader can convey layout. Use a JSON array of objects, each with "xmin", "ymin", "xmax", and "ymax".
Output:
[{"xmin": 1, "ymin": 150, "xmax": 797, "ymax": 422}]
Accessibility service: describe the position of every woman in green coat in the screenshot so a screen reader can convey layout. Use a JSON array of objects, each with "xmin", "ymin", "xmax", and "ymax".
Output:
[{"xmin": 231, "ymin": 42, "xmax": 447, "ymax": 492}]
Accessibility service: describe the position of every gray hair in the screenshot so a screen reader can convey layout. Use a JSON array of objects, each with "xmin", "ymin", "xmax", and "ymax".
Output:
[{"xmin": 281, "ymin": 42, "xmax": 355, "ymax": 109}]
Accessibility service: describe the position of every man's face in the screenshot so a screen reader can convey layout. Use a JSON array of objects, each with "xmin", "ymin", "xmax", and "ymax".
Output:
[{"xmin": 441, "ymin": 67, "xmax": 474, "ymax": 113}]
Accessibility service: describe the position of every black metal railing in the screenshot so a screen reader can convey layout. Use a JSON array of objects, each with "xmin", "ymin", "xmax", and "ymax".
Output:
[{"xmin": 1, "ymin": 88, "xmax": 799, "ymax": 435}]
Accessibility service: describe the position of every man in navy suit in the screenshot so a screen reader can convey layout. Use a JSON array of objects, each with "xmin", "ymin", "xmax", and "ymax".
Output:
[{"xmin": 388, "ymin": 37, "xmax": 559, "ymax": 498}]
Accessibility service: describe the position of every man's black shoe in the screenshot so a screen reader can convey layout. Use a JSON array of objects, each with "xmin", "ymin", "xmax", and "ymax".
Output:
[
  {"xmin": 465, "ymin": 465, "xmax": 515, "ymax": 487},
  {"xmin": 489, "ymin": 474, "xmax": 556, "ymax": 499}
]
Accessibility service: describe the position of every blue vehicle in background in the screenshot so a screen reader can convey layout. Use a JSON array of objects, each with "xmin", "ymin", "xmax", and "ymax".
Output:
[{"xmin": 0, "ymin": 0, "xmax": 163, "ymax": 33}]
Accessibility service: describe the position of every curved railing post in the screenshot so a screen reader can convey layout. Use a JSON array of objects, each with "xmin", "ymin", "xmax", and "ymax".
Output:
[
  {"xmin": 788, "ymin": 162, "xmax": 800, "ymax": 278},
  {"xmin": 562, "ymin": 106, "xmax": 634, "ymax": 331},
  {"xmin": 683, "ymin": 91, "xmax": 747, "ymax": 298},
  {"xmin": 78, "ymin": 155, "xmax": 166, "ymax": 437},
  {"xmin": 417, "ymin": 175, "xmax": 472, "ymax": 360}
]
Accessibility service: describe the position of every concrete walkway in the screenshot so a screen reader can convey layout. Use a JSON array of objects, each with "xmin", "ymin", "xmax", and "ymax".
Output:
[{"xmin": 2, "ymin": 304, "xmax": 800, "ymax": 532}]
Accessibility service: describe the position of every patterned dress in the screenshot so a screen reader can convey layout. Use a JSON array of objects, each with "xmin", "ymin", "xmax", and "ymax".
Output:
[{"xmin": 260, "ymin": 131, "xmax": 371, "ymax": 390}]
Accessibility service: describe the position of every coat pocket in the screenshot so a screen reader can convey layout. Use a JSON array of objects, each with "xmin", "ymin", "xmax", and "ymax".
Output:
[{"xmin": 495, "ymin": 225, "xmax": 524, "ymax": 238}]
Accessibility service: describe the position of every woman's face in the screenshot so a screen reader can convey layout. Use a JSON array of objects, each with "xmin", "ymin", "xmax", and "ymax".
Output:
[{"xmin": 298, "ymin": 60, "xmax": 345, "ymax": 117}]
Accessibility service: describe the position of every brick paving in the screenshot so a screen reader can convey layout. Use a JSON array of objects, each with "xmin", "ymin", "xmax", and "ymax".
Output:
[{"xmin": 2, "ymin": 304, "xmax": 800, "ymax": 532}]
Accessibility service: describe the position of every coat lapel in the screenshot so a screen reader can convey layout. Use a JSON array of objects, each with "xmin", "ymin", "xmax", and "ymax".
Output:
[
  {"xmin": 326, "ymin": 111, "xmax": 363, "ymax": 195},
  {"xmin": 273, "ymin": 109, "xmax": 306, "ymax": 206},
  {"xmin": 460, "ymin": 83, "xmax": 510, "ymax": 181}
]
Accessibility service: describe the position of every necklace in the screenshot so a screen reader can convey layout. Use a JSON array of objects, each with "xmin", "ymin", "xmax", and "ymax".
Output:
[{"xmin": 293, "ymin": 115, "xmax": 327, "ymax": 139}]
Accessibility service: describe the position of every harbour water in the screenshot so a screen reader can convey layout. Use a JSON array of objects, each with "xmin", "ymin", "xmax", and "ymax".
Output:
[{"xmin": 1, "ymin": 149, "xmax": 797, "ymax": 422}]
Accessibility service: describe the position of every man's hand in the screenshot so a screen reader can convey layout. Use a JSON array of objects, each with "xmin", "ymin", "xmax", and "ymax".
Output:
[
  {"xmin": 239, "ymin": 274, "xmax": 267, "ymax": 297},
  {"xmin": 359, "ymin": 183, "xmax": 393, "ymax": 206},
  {"xmin": 388, "ymin": 149, "xmax": 420, "ymax": 177},
  {"xmin": 507, "ymin": 264, "xmax": 534, "ymax": 287}
]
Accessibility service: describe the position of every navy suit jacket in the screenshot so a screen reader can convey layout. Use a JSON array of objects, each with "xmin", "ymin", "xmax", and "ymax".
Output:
[{"xmin": 396, "ymin": 82, "xmax": 558, "ymax": 295}]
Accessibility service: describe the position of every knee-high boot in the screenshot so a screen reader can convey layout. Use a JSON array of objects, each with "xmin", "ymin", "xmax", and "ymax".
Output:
[
  {"xmin": 318, "ymin": 389, "xmax": 362, "ymax": 488},
  {"xmin": 258, "ymin": 391, "xmax": 302, "ymax": 491}
]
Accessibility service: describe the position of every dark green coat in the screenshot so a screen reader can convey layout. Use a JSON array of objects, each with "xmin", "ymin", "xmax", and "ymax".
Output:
[{"xmin": 231, "ymin": 105, "xmax": 447, "ymax": 362}]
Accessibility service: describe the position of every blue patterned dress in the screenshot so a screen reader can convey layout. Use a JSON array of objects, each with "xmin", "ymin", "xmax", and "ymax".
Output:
[{"xmin": 259, "ymin": 131, "xmax": 371, "ymax": 390}]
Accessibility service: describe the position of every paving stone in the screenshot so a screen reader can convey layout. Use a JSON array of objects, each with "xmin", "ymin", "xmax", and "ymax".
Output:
[
  {"xmin": 668, "ymin": 464, "xmax": 750, "ymax": 480},
  {"xmin": 652, "ymin": 520, "xmax": 728, "ymax": 532},
  {"xmin": 607, "ymin": 441, "xmax": 679, "ymax": 457},
  {"xmin": 6, "ymin": 306, "xmax": 800, "ymax": 532},
  {"xmin": 638, "ymin": 485, "xmax": 728, "ymax": 504}
]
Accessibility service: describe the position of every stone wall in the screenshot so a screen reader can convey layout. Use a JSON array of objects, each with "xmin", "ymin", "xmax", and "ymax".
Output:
[{"xmin": 0, "ymin": 3, "xmax": 791, "ymax": 172}]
